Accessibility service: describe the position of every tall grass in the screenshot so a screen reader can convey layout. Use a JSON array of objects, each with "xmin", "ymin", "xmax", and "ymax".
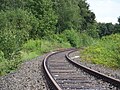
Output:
[{"xmin": 0, "ymin": 39, "xmax": 71, "ymax": 76}]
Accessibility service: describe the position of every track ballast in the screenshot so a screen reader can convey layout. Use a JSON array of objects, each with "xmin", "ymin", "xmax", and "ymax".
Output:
[{"xmin": 43, "ymin": 49, "xmax": 120, "ymax": 90}]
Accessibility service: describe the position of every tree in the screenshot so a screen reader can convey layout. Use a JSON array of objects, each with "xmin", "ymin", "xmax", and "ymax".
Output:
[
  {"xmin": 52, "ymin": 0, "xmax": 82, "ymax": 33},
  {"xmin": 106, "ymin": 23, "xmax": 114, "ymax": 34},
  {"xmin": 114, "ymin": 24, "xmax": 120, "ymax": 33},
  {"xmin": 26, "ymin": 0, "xmax": 58, "ymax": 38},
  {"xmin": 0, "ymin": 0, "xmax": 26, "ymax": 11},
  {"xmin": 97, "ymin": 23, "xmax": 114, "ymax": 37},
  {"xmin": 118, "ymin": 16, "xmax": 120, "ymax": 24},
  {"xmin": 98, "ymin": 23, "xmax": 108, "ymax": 37},
  {"xmin": 0, "ymin": 0, "xmax": 58, "ymax": 38},
  {"xmin": 52, "ymin": 0, "xmax": 98, "ymax": 37},
  {"xmin": 115, "ymin": 16, "xmax": 120, "ymax": 33},
  {"xmin": 0, "ymin": 9, "xmax": 38, "ymax": 59},
  {"xmin": 78, "ymin": 0, "xmax": 98, "ymax": 37}
]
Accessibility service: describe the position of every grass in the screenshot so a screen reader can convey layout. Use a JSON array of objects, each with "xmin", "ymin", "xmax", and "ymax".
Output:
[
  {"xmin": 81, "ymin": 34, "xmax": 120, "ymax": 68},
  {"xmin": 0, "ymin": 39, "xmax": 71, "ymax": 76},
  {"xmin": 1, "ymin": 31, "xmax": 111, "ymax": 76}
]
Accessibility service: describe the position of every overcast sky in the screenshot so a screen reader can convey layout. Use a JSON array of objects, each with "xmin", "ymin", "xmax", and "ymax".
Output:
[{"xmin": 86, "ymin": 0, "xmax": 120, "ymax": 24}]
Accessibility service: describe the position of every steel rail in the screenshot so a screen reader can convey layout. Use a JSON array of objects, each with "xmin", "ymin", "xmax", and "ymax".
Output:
[
  {"xmin": 43, "ymin": 48, "xmax": 76, "ymax": 90},
  {"xmin": 65, "ymin": 49, "xmax": 120, "ymax": 88},
  {"xmin": 43, "ymin": 52, "xmax": 62, "ymax": 90}
]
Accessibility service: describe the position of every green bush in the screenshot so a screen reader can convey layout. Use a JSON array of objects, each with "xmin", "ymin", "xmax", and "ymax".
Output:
[
  {"xmin": 79, "ymin": 33, "xmax": 94, "ymax": 47},
  {"xmin": 0, "ymin": 58, "xmax": 23, "ymax": 76},
  {"xmin": 81, "ymin": 34, "xmax": 120, "ymax": 68},
  {"xmin": 21, "ymin": 39, "xmax": 41, "ymax": 60},
  {"xmin": 23, "ymin": 39, "xmax": 41, "ymax": 52},
  {"xmin": 21, "ymin": 39, "xmax": 71, "ymax": 60},
  {"xmin": 62, "ymin": 29, "xmax": 80, "ymax": 47},
  {"xmin": 26, "ymin": 0, "xmax": 58, "ymax": 38},
  {"xmin": 0, "ymin": 51, "xmax": 5, "ymax": 62},
  {"xmin": 40, "ymin": 39, "xmax": 71, "ymax": 53},
  {"xmin": 0, "ymin": 9, "xmax": 38, "ymax": 59},
  {"xmin": 62, "ymin": 29, "xmax": 94, "ymax": 48}
]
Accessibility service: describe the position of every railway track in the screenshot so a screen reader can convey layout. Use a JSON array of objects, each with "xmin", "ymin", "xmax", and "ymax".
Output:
[{"xmin": 43, "ymin": 49, "xmax": 120, "ymax": 90}]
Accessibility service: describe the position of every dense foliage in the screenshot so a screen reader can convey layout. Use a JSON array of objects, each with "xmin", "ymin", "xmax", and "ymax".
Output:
[
  {"xmin": 0, "ymin": 9, "xmax": 39, "ymax": 59},
  {"xmin": 81, "ymin": 34, "xmax": 120, "ymax": 68},
  {"xmin": 0, "ymin": 0, "xmax": 120, "ymax": 76},
  {"xmin": 97, "ymin": 22, "xmax": 120, "ymax": 37},
  {"xmin": 52, "ymin": 0, "xmax": 98, "ymax": 37},
  {"xmin": 97, "ymin": 17, "xmax": 120, "ymax": 37}
]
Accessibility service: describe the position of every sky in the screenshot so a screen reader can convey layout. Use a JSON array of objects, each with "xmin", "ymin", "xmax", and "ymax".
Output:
[{"xmin": 86, "ymin": 0, "xmax": 120, "ymax": 24}]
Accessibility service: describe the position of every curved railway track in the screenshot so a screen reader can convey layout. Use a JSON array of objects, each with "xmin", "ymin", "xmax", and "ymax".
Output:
[{"xmin": 43, "ymin": 49, "xmax": 120, "ymax": 90}]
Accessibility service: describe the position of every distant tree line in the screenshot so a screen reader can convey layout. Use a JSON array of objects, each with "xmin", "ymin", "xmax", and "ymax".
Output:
[{"xmin": 98, "ymin": 17, "xmax": 120, "ymax": 37}]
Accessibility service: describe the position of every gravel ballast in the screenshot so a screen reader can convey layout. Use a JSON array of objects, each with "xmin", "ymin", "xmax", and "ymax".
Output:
[
  {"xmin": 1, "ymin": 50, "xmax": 120, "ymax": 90},
  {"xmin": 48, "ymin": 50, "xmax": 117, "ymax": 89},
  {"xmin": 69, "ymin": 50, "xmax": 120, "ymax": 80},
  {"xmin": 0, "ymin": 54, "xmax": 48, "ymax": 90}
]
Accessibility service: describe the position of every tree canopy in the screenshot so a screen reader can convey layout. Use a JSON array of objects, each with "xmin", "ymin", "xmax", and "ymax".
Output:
[{"xmin": 0, "ymin": 0, "xmax": 120, "ymax": 59}]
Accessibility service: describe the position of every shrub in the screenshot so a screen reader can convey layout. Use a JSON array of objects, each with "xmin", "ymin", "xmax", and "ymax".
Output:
[
  {"xmin": 62, "ymin": 29, "xmax": 80, "ymax": 47},
  {"xmin": 81, "ymin": 34, "xmax": 120, "ymax": 68},
  {"xmin": 23, "ymin": 39, "xmax": 41, "ymax": 52},
  {"xmin": 79, "ymin": 33, "xmax": 94, "ymax": 47},
  {"xmin": 0, "ymin": 51, "xmax": 5, "ymax": 62},
  {"xmin": 0, "ymin": 9, "xmax": 38, "ymax": 59},
  {"xmin": 21, "ymin": 39, "xmax": 41, "ymax": 60},
  {"xmin": 62, "ymin": 29, "xmax": 94, "ymax": 47}
]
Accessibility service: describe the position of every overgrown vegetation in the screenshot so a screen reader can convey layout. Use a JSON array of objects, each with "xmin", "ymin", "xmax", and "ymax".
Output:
[
  {"xmin": 0, "ymin": 0, "xmax": 120, "ymax": 76},
  {"xmin": 81, "ymin": 34, "xmax": 120, "ymax": 68},
  {"xmin": 0, "ymin": 39, "xmax": 71, "ymax": 76}
]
